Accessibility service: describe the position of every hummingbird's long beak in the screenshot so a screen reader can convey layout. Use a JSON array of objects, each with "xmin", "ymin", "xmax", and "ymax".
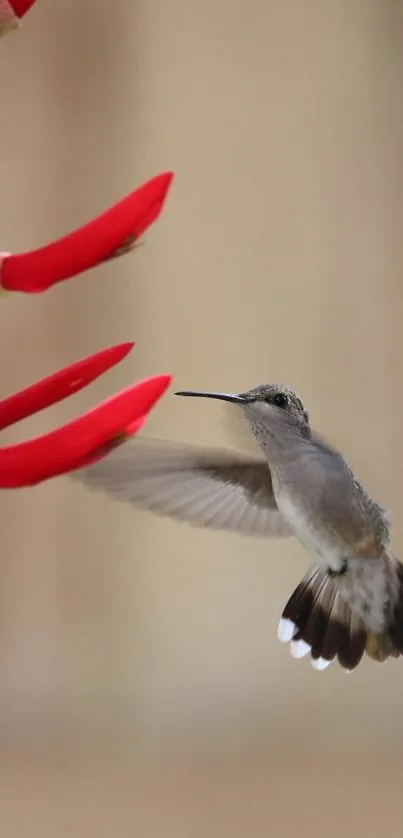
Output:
[{"xmin": 175, "ymin": 390, "xmax": 249, "ymax": 404}]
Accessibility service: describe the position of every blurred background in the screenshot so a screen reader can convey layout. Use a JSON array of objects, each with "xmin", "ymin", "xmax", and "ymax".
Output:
[{"xmin": 1, "ymin": 0, "xmax": 403, "ymax": 835}]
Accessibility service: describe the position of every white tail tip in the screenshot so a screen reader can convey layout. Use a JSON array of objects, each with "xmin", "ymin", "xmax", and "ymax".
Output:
[
  {"xmin": 312, "ymin": 656, "xmax": 332, "ymax": 671},
  {"xmin": 290, "ymin": 639, "xmax": 311, "ymax": 659},
  {"xmin": 277, "ymin": 618, "xmax": 297, "ymax": 643}
]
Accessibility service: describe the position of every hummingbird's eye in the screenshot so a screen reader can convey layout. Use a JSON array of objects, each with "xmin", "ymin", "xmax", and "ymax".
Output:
[{"xmin": 271, "ymin": 393, "xmax": 289, "ymax": 408}]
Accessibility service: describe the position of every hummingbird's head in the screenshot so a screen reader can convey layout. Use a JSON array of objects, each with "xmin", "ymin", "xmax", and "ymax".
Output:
[{"xmin": 175, "ymin": 383, "xmax": 310, "ymax": 436}]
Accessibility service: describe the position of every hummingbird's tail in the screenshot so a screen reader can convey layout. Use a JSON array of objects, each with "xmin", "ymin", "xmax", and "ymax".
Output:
[{"xmin": 277, "ymin": 555, "xmax": 403, "ymax": 672}]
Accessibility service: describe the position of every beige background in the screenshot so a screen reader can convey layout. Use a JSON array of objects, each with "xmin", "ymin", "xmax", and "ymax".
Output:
[{"xmin": 1, "ymin": 0, "xmax": 403, "ymax": 835}]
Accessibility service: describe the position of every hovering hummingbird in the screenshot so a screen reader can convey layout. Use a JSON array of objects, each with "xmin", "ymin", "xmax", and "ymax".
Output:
[{"xmin": 71, "ymin": 383, "xmax": 403, "ymax": 673}]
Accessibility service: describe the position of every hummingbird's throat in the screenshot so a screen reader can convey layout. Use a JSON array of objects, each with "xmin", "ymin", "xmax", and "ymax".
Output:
[{"xmin": 244, "ymin": 407, "xmax": 297, "ymax": 464}]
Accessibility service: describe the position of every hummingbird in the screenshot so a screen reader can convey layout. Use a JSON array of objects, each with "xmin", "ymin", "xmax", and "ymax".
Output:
[{"xmin": 71, "ymin": 383, "xmax": 403, "ymax": 673}]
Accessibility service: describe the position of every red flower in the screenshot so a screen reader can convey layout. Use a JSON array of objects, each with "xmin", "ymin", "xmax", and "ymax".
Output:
[
  {"xmin": 0, "ymin": 344, "xmax": 171, "ymax": 487},
  {"xmin": 0, "ymin": 0, "xmax": 35, "ymax": 36},
  {"xmin": 6, "ymin": 0, "xmax": 36, "ymax": 15},
  {"xmin": 0, "ymin": 171, "xmax": 174, "ymax": 293}
]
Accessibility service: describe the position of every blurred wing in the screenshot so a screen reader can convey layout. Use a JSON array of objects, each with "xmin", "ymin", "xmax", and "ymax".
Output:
[
  {"xmin": 219, "ymin": 402, "xmax": 263, "ymax": 457},
  {"xmin": 71, "ymin": 436, "xmax": 293, "ymax": 538}
]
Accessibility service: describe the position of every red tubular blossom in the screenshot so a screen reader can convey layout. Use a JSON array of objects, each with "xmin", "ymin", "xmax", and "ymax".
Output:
[
  {"xmin": 0, "ymin": 343, "xmax": 135, "ymax": 431},
  {"xmin": 0, "ymin": 344, "xmax": 171, "ymax": 487},
  {"xmin": 0, "ymin": 171, "xmax": 174, "ymax": 293},
  {"xmin": 0, "ymin": 0, "xmax": 35, "ymax": 36},
  {"xmin": 7, "ymin": 0, "xmax": 36, "ymax": 15}
]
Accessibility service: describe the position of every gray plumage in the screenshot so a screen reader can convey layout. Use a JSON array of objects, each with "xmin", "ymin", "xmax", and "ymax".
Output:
[{"xmin": 71, "ymin": 382, "xmax": 403, "ymax": 673}]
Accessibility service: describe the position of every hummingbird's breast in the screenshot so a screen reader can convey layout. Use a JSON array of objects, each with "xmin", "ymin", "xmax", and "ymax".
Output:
[
  {"xmin": 274, "ymin": 487, "xmax": 343, "ymax": 570},
  {"xmin": 271, "ymin": 467, "xmax": 388, "ymax": 573},
  {"xmin": 271, "ymin": 478, "xmax": 338, "ymax": 566}
]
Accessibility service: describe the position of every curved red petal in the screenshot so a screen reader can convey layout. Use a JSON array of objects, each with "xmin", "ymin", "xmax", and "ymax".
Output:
[
  {"xmin": 78, "ymin": 414, "xmax": 147, "ymax": 468},
  {"xmin": 0, "ymin": 172, "xmax": 174, "ymax": 293},
  {"xmin": 0, "ymin": 374, "xmax": 171, "ymax": 487},
  {"xmin": 0, "ymin": 0, "xmax": 35, "ymax": 36},
  {"xmin": 7, "ymin": 0, "xmax": 36, "ymax": 17},
  {"xmin": 0, "ymin": 343, "xmax": 134, "ymax": 431}
]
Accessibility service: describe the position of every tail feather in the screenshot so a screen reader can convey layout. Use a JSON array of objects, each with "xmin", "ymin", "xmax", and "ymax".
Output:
[
  {"xmin": 293, "ymin": 574, "xmax": 331, "ymax": 661},
  {"xmin": 278, "ymin": 559, "xmax": 403, "ymax": 672},
  {"xmin": 312, "ymin": 584, "xmax": 340, "ymax": 664},
  {"xmin": 337, "ymin": 609, "xmax": 366, "ymax": 671}
]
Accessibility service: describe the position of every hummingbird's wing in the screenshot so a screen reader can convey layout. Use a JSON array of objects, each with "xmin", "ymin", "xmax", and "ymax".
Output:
[
  {"xmin": 219, "ymin": 403, "xmax": 263, "ymax": 458},
  {"xmin": 71, "ymin": 436, "xmax": 293, "ymax": 538}
]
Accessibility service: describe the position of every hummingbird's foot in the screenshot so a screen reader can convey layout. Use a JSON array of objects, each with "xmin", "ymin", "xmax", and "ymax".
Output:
[{"xmin": 328, "ymin": 558, "xmax": 348, "ymax": 577}]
